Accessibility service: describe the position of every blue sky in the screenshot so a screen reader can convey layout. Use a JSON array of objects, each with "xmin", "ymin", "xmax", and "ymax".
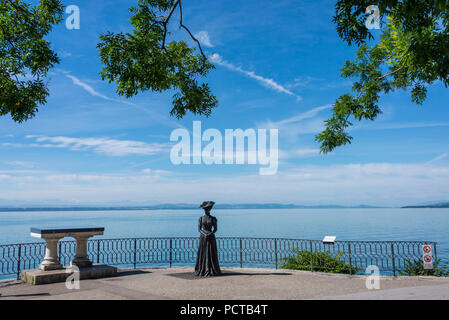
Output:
[{"xmin": 1, "ymin": 0, "xmax": 449, "ymax": 206}]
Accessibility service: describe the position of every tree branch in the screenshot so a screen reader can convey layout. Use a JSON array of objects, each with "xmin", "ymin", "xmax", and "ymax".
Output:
[
  {"xmin": 0, "ymin": 23, "xmax": 19, "ymax": 52},
  {"xmin": 377, "ymin": 66, "xmax": 404, "ymax": 80},
  {"xmin": 378, "ymin": 55, "xmax": 392, "ymax": 65},
  {"xmin": 161, "ymin": 0, "xmax": 180, "ymax": 51},
  {"xmin": 6, "ymin": 0, "xmax": 33, "ymax": 19},
  {"xmin": 178, "ymin": 0, "xmax": 206, "ymax": 62},
  {"xmin": 159, "ymin": 0, "xmax": 207, "ymax": 72}
]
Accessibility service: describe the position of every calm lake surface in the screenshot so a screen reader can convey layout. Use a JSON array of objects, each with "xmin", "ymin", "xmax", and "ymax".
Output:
[{"xmin": 1, "ymin": 208, "xmax": 448, "ymax": 262}]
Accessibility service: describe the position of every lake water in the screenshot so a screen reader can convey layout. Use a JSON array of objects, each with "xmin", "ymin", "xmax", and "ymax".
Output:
[{"xmin": 1, "ymin": 208, "xmax": 448, "ymax": 262}]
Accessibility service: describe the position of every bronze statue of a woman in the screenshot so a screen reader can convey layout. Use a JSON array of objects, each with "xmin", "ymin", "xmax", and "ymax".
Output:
[{"xmin": 194, "ymin": 201, "xmax": 222, "ymax": 277}]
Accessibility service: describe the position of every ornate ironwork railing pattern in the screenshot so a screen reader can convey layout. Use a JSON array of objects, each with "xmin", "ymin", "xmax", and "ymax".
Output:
[{"xmin": 0, "ymin": 237, "xmax": 438, "ymax": 279}]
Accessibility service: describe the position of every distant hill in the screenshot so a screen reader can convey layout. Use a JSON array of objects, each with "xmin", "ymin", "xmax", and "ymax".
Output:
[
  {"xmin": 0, "ymin": 203, "xmax": 389, "ymax": 212},
  {"xmin": 402, "ymin": 202, "xmax": 449, "ymax": 208}
]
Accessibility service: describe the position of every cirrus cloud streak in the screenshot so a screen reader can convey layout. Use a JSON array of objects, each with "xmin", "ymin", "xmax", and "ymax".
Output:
[{"xmin": 25, "ymin": 135, "xmax": 170, "ymax": 156}]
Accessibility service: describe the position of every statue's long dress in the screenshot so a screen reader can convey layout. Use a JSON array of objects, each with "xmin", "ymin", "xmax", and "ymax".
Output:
[{"xmin": 195, "ymin": 215, "xmax": 222, "ymax": 276}]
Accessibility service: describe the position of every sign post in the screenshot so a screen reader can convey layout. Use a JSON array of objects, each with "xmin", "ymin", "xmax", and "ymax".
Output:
[{"xmin": 422, "ymin": 244, "xmax": 434, "ymax": 270}]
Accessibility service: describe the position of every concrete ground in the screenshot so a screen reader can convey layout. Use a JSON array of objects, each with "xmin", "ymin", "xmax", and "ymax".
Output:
[{"xmin": 0, "ymin": 267, "xmax": 448, "ymax": 300}]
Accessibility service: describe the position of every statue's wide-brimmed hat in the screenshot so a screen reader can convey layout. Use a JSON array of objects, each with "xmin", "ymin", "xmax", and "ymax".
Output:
[{"xmin": 200, "ymin": 201, "xmax": 215, "ymax": 209}]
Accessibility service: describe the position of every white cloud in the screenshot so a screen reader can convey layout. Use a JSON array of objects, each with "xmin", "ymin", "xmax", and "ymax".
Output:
[
  {"xmin": 58, "ymin": 49, "xmax": 72, "ymax": 58},
  {"xmin": 267, "ymin": 104, "xmax": 331, "ymax": 127},
  {"xmin": 63, "ymin": 73, "xmax": 185, "ymax": 129},
  {"xmin": 4, "ymin": 161, "xmax": 37, "ymax": 169},
  {"xmin": 427, "ymin": 152, "xmax": 449, "ymax": 164},
  {"xmin": 257, "ymin": 102, "xmax": 449, "ymax": 139},
  {"xmin": 286, "ymin": 77, "xmax": 352, "ymax": 91},
  {"xmin": 66, "ymin": 75, "xmax": 111, "ymax": 100},
  {"xmin": 65, "ymin": 74, "xmax": 134, "ymax": 106},
  {"xmin": 1, "ymin": 162, "xmax": 449, "ymax": 206},
  {"xmin": 195, "ymin": 31, "xmax": 213, "ymax": 47},
  {"xmin": 141, "ymin": 168, "xmax": 173, "ymax": 175},
  {"xmin": 280, "ymin": 148, "xmax": 322, "ymax": 158},
  {"xmin": 1, "ymin": 142, "xmax": 25, "ymax": 148},
  {"xmin": 259, "ymin": 104, "xmax": 331, "ymax": 137},
  {"xmin": 353, "ymin": 121, "xmax": 449, "ymax": 131},
  {"xmin": 209, "ymin": 53, "xmax": 301, "ymax": 101},
  {"xmin": 286, "ymin": 76, "xmax": 320, "ymax": 89},
  {"xmin": 25, "ymin": 135, "xmax": 170, "ymax": 156}
]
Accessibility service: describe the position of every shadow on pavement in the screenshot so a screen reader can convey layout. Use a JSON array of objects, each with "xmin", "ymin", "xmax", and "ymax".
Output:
[
  {"xmin": 0, "ymin": 292, "xmax": 51, "ymax": 298},
  {"xmin": 116, "ymin": 270, "xmax": 152, "ymax": 277},
  {"xmin": 166, "ymin": 271, "xmax": 291, "ymax": 280}
]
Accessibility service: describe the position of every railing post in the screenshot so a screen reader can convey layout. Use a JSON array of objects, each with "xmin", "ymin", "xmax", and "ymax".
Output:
[
  {"xmin": 391, "ymin": 243, "xmax": 396, "ymax": 276},
  {"xmin": 433, "ymin": 242, "xmax": 438, "ymax": 276},
  {"xmin": 58, "ymin": 242, "xmax": 62, "ymax": 264},
  {"xmin": 348, "ymin": 243, "xmax": 352, "ymax": 275},
  {"xmin": 274, "ymin": 239, "xmax": 278, "ymax": 269},
  {"xmin": 309, "ymin": 240, "xmax": 314, "ymax": 272},
  {"xmin": 133, "ymin": 238, "xmax": 137, "ymax": 269},
  {"xmin": 97, "ymin": 240, "xmax": 100, "ymax": 264},
  {"xmin": 169, "ymin": 239, "xmax": 172, "ymax": 268},
  {"xmin": 16, "ymin": 244, "xmax": 22, "ymax": 280},
  {"xmin": 239, "ymin": 238, "xmax": 243, "ymax": 268}
]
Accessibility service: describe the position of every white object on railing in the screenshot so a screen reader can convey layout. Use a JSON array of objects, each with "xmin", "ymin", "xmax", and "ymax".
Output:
[{"xmin": 322, "ymin": 236, "xmax": 336, "ymax": 244}]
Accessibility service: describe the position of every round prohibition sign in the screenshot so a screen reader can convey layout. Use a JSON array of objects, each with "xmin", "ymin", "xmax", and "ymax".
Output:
[
  {"xmin": 423, "ymin": 255, "xmax": 433, "ymax": 263},
  {"xmin": 423, "ymin": 245, "xmax": 432, "ymax": 254}
]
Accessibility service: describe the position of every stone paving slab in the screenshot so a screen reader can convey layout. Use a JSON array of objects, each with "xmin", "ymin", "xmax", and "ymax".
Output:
[
  {"xmin": 0, "ymin": 267, "xmax": 448, "ymax": 300},
  {"xmin": 315, "ymin": 284, "xmax": 449, "ymax": 300}
]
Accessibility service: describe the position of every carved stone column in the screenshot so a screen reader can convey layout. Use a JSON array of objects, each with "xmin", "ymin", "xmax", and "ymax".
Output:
[
  {"xmin": 39, "ymin": 237, "xmax": 63, "ymax": 271},
  {"xmin": 71, "ymin": 236, "xmax": 92, "ymax": 268}
]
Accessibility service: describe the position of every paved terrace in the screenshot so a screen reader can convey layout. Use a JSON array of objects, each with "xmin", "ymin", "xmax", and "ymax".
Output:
[{"xmin": 1, "ymin": 267, "xmax": 449, "ymax": 300}]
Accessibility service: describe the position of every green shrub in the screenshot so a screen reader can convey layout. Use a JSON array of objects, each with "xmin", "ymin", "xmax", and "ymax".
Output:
[
  {"xmin": 280, "ymin": 248, "xmax": 359, "ymax": 274},
  {"xmin": 399, "ymin": 259, "xmax": 449, "ymax": 277}
]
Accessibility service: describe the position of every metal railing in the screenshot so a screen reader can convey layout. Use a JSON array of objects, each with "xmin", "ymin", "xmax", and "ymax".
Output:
[{"xmin": 0, "ymin": 237, "xmax": 438, "ymax": 279}]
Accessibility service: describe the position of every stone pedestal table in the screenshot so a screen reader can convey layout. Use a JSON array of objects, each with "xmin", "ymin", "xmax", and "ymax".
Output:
[{"xmin": 30, "ymin": 227, "xmax": 105, "ymax": 270}]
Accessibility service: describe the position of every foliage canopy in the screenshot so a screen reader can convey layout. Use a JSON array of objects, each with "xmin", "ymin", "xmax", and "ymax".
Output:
[
  {"xmin": 0, "ymin": 0, "xmax": 63, "ymax": 122},
  {"xmin": 316, "ymin": 0, "xmax": 449, "ymax": 153},
  {"xmin": 97, "ymin": 0, "xmax": 217, "ymax": 119}
]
